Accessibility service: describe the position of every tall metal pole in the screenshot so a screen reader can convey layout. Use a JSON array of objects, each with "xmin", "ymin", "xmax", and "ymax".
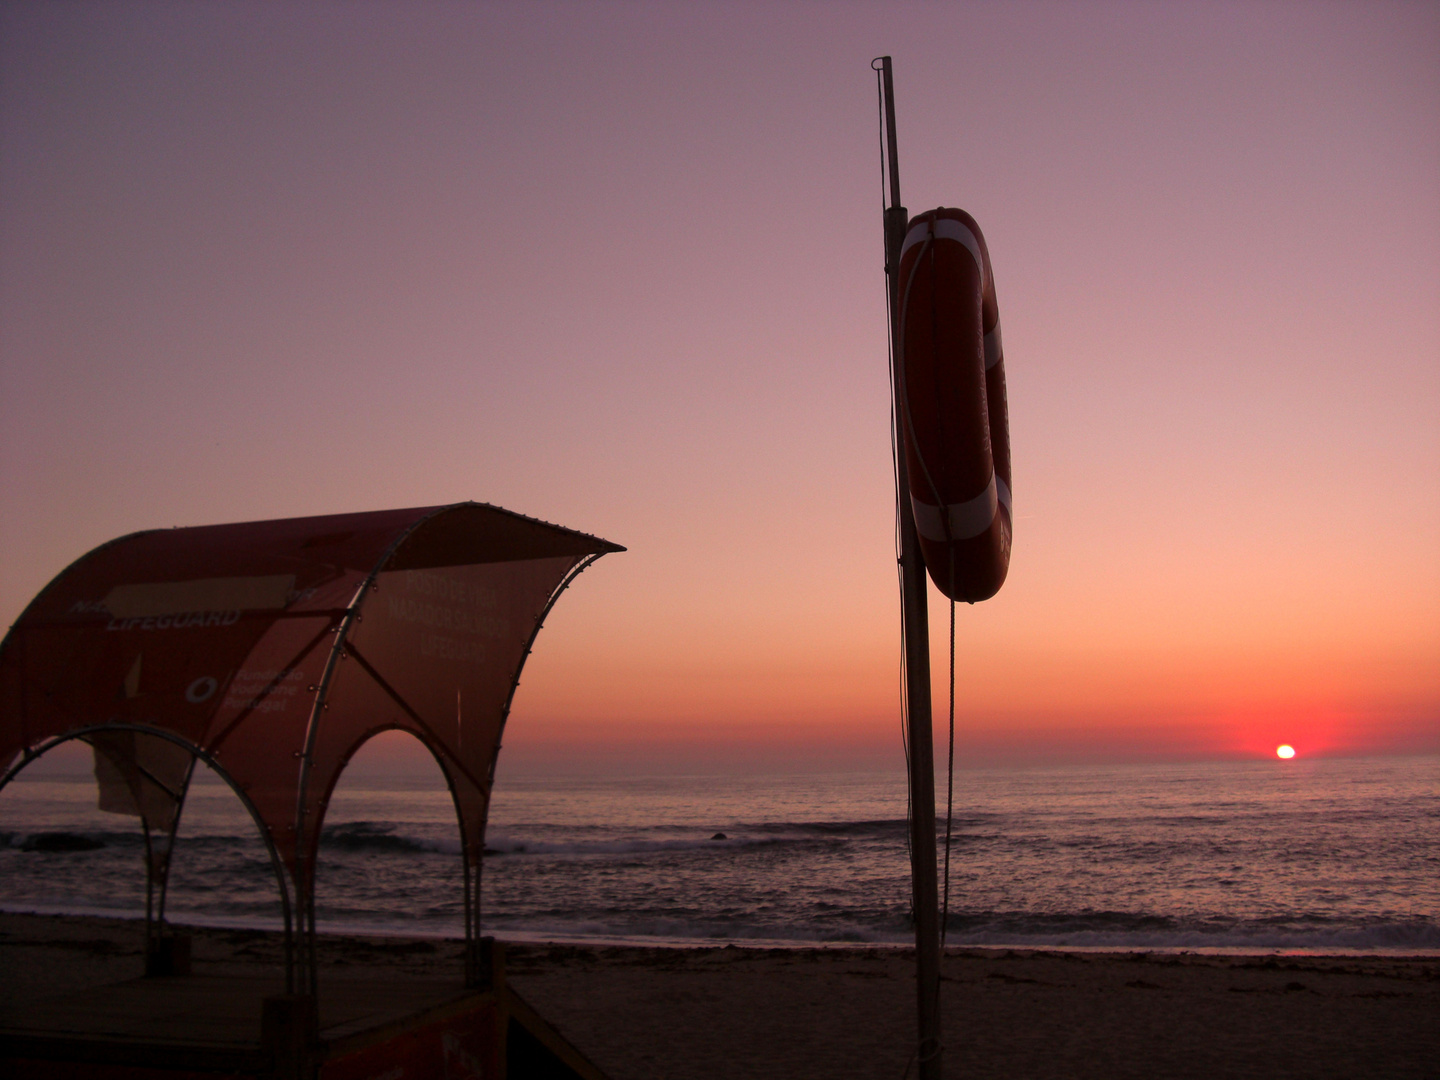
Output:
[{"xmin": 878, "ymin": 56, "xmax": 943, "ymax": 1079}]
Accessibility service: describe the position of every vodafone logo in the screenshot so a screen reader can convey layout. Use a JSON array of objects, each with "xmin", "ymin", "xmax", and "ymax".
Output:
[{"xmin": 185, "ymin": 676, "xmax": 219, "ymax": 704}]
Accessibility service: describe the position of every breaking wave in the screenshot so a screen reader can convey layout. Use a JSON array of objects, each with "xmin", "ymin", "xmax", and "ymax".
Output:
[
  {"xmin": 320, "ymin": 821, "xmax": 460, "ymax": 855},
  {"xmin": 5, "ymin": 758, "xmax": 1437, "ymax": 954}
]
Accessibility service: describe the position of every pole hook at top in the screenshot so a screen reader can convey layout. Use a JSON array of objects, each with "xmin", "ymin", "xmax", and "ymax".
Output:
[{"xmin": 874, "ymin": 56, "xmax": 902, "ymax": 211}]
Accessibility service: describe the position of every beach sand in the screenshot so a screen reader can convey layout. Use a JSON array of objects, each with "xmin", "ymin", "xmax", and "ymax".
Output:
[{"xmin": 1, "ymin": 912, "xmax": 1435, "ymax": 1079}]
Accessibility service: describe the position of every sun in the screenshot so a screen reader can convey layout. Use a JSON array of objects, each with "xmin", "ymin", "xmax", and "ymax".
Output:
[{"xmin": 1276, "ymin": 744, "xmax": 1296, "ymax": 760}]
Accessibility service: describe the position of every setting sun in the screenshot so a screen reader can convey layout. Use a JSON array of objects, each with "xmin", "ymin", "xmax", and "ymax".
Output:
[{"xmin": 1276, "ymin": 745, "xmax": 1296, "ymax": 760}]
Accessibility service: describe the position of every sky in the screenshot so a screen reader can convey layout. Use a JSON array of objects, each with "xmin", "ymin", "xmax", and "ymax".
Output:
[{"xmin": 2, "ymin": 1, "xmax": 1436, "ymax": 775}]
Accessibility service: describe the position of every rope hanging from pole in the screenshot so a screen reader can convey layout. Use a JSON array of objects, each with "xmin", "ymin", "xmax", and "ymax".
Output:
[
  {"xmin": 877, "ymin": 50, "xmax": 1013, "ymax": 1079},
  {"xmin": 876, "ymin": 56, "xmax": 915, "ymax": 875},
  {"xmin": 875, "ymin": 53, "xmax": 945, "ymax": 1080}
]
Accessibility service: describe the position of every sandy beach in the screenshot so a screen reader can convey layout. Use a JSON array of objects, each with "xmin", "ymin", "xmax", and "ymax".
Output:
[{"xmin": 1, "ymin": 912, "xmax": 1436, "ymax": 1079}]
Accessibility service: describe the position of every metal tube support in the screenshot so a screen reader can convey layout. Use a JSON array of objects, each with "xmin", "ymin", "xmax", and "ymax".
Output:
[
  {"xmin": 900, "ymin": 488, "xmax": 942, "ymax": 1079},
  {"xmin": 880, "ymin": 55, "xmax": 943, "ymax": 1080}
]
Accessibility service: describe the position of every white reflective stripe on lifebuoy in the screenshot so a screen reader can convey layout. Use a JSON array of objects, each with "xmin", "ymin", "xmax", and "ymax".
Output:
[
  {"xmin": 899, "ymin": 218, "xmax": 984, "ymax": 278},
  {"xmin": 911, "ymin": 472, "xmax": 998, "ymax": 542},
  {"xmin": 984, "ymin": 320, "xmax": 1002, "ymax": 370}
]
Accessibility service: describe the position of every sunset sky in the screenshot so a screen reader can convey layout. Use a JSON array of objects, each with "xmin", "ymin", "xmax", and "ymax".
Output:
[{"xmin": 2, "ymin": 2, "xmax": 1436, "ymax": 774}]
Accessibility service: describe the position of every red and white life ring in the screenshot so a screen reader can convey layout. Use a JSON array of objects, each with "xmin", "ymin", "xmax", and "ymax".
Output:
[{"xmin": 896, "ymin": 207, "xmax": 1011, "ymax": 602}]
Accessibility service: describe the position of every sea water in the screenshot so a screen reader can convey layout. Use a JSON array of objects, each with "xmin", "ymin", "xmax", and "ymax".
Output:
[{"xmin": 2, "ymin": 756, "xmax": 1436, "ymax": 953}]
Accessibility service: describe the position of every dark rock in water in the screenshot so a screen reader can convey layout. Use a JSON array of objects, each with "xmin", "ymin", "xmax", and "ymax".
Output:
[
  {"xmin": 710, "ymin": 832, "xmax": 727, "ymax": 841},
  {"xmin": 22, "ymin": 832, "xmax": 104, "ymax": 852}
]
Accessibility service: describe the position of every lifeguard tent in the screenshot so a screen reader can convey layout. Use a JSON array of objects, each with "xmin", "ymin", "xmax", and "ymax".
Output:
[{"xmin": 0, "ymin": 502, "xmax": 621, "ymax": 1079}]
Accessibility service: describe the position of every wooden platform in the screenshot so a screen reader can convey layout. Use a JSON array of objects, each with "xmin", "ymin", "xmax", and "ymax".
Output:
[{"xmin": 1, "ymin": 960, "xmax": 607, "ymax": 1079}]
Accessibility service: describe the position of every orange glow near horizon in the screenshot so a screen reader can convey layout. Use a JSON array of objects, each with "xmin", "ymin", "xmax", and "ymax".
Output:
[{"xmin": 1, "ymin": 6, "xmax": 1436, "ymax": 773}]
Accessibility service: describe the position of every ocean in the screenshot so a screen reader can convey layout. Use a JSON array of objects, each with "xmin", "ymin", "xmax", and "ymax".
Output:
[{"xmin": 2, "ymin": 755, "xmax": 1437, "ymax": 954}]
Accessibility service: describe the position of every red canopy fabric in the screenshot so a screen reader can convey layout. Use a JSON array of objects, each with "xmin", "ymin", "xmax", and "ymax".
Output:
[{"xmin": 0, "ymin": 503, "xmax": 622, "ymax": 887}]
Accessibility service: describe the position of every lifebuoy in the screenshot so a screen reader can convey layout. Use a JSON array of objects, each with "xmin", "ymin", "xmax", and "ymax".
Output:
[{"xmin": 896, "ymin": 207, "xmax": 1011, "ymax": 602}]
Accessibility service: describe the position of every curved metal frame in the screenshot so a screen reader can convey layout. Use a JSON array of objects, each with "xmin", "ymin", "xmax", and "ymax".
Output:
[
  {"xmin": 288, "ymin": 506, "xmax": 451, "ymax": 996},
  {"xmin": 301, "ymin": 723, "xmax": 483, "ymax": 980},
  {"xmin": 0, "ymin": 722, "xmax": 299, "ymax": 993},
  {"xmin": 488, "ymin": 552, "xmax": 604, "ymax": 790},
  {"xmin": 465, "ymin": 551, "xmax": 604, "ymax": 978},
  {"xmin": 1, "ymin": 501, "xmax": 620, "ymax": 1006}
]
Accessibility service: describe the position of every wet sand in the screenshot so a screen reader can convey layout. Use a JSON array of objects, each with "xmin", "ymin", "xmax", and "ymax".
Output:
[{"xmin": 1, "ymin": 912, "xmax": 1436, "ymax": 1079}]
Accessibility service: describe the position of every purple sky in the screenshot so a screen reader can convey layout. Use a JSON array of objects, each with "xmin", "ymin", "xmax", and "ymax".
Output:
[{"xmin": 2, "ymin": 2, "xmax": 1436, "ymax": 772}]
